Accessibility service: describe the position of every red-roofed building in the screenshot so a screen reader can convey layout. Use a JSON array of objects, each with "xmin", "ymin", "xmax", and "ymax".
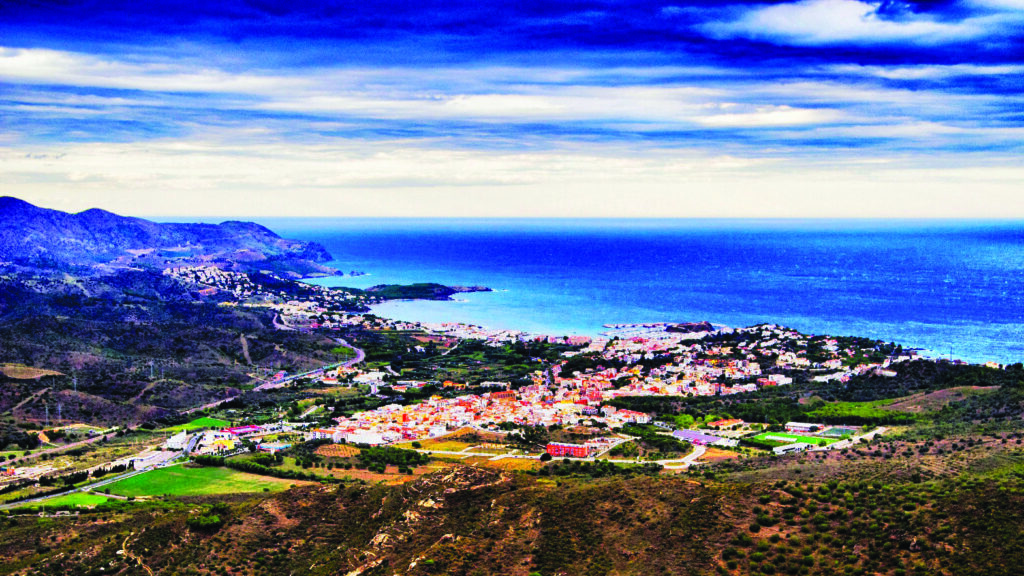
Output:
[{"xmin": 546, "ymin": 443, "xmax": 591, "ymax": 458}]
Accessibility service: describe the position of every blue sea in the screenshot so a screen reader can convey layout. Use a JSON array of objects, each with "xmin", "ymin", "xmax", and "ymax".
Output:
[{"xmin": 263, "ymin": 219, "xmax": 1024, "ymax": 365}]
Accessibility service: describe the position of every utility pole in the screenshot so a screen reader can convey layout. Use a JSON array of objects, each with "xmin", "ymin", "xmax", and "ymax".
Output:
[
  {"xmin": 57, "ymin": 402, "xmax": 62, "ymax": 423},
  {"xmin": 73, "ymin": 375, "xmax": 77, "ymax": 393},
  {"xmin": 45, "ymin": 404, "xmax": 49, "ymax": 428}
]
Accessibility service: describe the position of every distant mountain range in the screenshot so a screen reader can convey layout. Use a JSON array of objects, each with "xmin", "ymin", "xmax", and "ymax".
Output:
[{"xmin": 0, "ymin": 197, "xmax": 335, "ymax": 277}]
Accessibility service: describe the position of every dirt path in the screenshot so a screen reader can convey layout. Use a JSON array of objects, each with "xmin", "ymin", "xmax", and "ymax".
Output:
[
  {"xmin": 122, "ymin": 532, "xmax": 155, "ymax": 576},
  {"xmin": 4, "ymin": 433, "xmax": 112, "ymax": 466},
  {"xmin": 240, "ymin": 333, "xmax": 253, "ymax": 365},
  {"xmin": 5, "ymin": 388, "xmax": 49, "ymax": 416},
  {"xmin": 129, "ymin": 380, "xmax": 162, "ymax": 404}
]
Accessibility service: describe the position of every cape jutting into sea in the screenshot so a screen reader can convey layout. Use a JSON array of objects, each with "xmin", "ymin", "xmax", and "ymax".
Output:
[{"xmin": 262, "ymin": 218, "xmax": 1024, "ymax": 365}]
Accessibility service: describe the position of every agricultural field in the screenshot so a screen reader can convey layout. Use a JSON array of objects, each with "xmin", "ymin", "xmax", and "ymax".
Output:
[
  {"xmin": 465, "ymin": 456, "xmax": 543, "ymax": 472},
  {"xmin": 315, "ymin": 444, "xmax": 361, "ymax": 458},
  {"xmin": 160, "ymin": 417, "xmax": 231, "ymax": 433},
  {"xmin": 104, "ymin": 464, "xmax": 295, "ymax": 497}
]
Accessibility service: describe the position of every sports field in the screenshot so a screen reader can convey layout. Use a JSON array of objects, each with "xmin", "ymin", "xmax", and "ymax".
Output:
[
  {"xmin": 750, "ymin": 432, "xmax": 839, "ymax": 446},
  {"xmin": 160, "ymin": 417, "xmax": 230, "ymax": 433},
  {"xmin": 104, "ymin": 465, "xmax": 294, "ymax": 497}
]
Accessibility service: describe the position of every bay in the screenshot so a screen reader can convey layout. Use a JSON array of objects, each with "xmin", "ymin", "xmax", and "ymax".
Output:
[{"xmin": 262, "ymin": 219, "xmax": 1024, "ymax": 364}]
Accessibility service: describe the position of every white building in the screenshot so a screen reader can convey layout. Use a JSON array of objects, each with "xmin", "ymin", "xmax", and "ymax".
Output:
[{"xmin": 165, "ymin": 431, "xmax": 190, "ymax": 450}]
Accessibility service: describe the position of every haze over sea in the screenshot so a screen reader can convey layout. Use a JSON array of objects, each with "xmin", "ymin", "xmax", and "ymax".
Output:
[{"xmin": 265, "ymin": 219, "xmax": 1024, "ymax": 365}]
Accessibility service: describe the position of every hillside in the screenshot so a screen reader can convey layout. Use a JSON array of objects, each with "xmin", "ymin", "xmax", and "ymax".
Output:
[
  {"xmin": 0, "ymin": 197, "xmax": 334, "ymax": 277},
  {"xmin": 4, "ymin": 459, "xmax": 1024, "ymax": 576}
]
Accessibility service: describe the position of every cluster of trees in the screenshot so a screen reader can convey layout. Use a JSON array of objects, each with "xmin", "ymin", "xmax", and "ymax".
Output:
[
  {"xmin": 192, "ymin": 454, "xmax": 340, "ymax": 483},
  {"xmin": 538, "ymin": 459, "xmax": 662, "ymax": 478},
  {"xmin": 38, "ymin": 470, "xmax": 89, "ymax": 487},
  {"xmin": 90, "ymin": 462, "xmax": 130, "ymax": 478},
  {"xmin": 355, "ymin": 446, "xmax": 428, "ymax": 474},
  {"xmin": 620, "ymin": 424, "xmax": 692, "ymax": 458},
  {"xmin": 0, "ymin": 423, "xmax": 40, "ymax": 451}
]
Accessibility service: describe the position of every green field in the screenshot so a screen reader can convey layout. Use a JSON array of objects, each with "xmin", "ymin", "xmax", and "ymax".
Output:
[
  {"xmin": 16, "ymin": 492, "xmax": 110, "ymax": 510},
  {"xmin": 160, "ymin": 417, "xmax": 230, "ymax": 433},
  {"xmin": 750, "ymin": 432, "xmax": 840, "ymax": 446},
  {"xmin": 805, "ymin": 399, "xmax": 909, "ymax": 421},
  {"xmin": 104, "ymin": 465, "xmax": 293, "ymax": 497}
]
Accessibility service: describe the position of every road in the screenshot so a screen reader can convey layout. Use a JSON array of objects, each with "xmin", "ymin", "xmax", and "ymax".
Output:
[
  {"xmin": 4, "ymin": 433, "xmax": 115, "ymax": 467},
  {"xmin": 662, "ymin": 445, "xmax": 707, "ymax": 469},
  {"xmin": 0, "ymin": 458, "xmax": 171, "ymax": 510}
]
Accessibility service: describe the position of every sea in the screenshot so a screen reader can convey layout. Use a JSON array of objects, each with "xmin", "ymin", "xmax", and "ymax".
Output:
[{"xmin": 262, "ymin": 219, "xmax": 1024, "ymax": 365}]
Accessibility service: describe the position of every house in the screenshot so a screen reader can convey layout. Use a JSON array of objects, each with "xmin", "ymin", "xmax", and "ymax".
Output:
[
  {"xmin": 616, "ymin": 410, "xmax": 651, "ymax": 424},
  {"xmin": 546, "ymin": 442, "xmax": 591, "ymax": 458}
]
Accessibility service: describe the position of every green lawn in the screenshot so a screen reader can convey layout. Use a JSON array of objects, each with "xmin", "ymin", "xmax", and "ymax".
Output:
[
  {"xmin": 159, "ymin": 417, "xmax": 230, "ymax": 433},
  {"xmin": 104, "ymin": 465, "xmax": 293, "ymax": 497},
  {"xmin": 15, "ymin": 492, "xmax": 110, "ymax": 511},
  {"xmin": 806, "ymin": 399, "xmax": 907, "ymax": 421},
  {"xmin": 751, "ymin": 432, "xmax": 840, "ymax": 446}
]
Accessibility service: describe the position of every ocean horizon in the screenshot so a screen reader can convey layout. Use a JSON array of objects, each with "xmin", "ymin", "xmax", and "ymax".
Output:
[{"xmin": 257, "ymin": 218, "xmax": 1024, "ymax": 365}]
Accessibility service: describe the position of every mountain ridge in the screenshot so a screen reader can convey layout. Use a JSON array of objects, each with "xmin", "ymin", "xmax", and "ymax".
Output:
[{"xmin": 0, "ymin": 197, "xmax": 335, "ymax": 278}]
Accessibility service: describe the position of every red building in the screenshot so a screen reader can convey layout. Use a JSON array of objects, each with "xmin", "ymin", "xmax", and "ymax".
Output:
[{"xmin": 546, "ymin": 442, "xmax": 591, "ymax": 458}]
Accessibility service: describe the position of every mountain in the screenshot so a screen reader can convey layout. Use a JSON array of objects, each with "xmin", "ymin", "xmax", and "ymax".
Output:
[{"xmin": 0, "ymin": 197, "xmax": 335, "ymax": 277}]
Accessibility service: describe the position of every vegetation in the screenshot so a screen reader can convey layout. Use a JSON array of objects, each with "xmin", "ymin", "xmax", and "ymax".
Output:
[
  {"xmin": 104, "ymin": 464, "xmax": 294, "ymax": 497},
  {"xmin": 159, "ymin": 416, "xmax": 230, "ymax": 432}
]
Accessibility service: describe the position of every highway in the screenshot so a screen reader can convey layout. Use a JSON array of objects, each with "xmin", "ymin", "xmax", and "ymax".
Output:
[{"xmin": 0, "ymin": 450, "xmax": 183, "ymax": 511}]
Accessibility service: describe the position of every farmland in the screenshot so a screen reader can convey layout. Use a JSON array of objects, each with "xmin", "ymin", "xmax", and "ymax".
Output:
[{"xmin": 104, "ymin": 464, "xmax": 296, "ymax": 497}]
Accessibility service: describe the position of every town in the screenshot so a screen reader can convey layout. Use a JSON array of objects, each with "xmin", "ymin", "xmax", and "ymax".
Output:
[{"xmin": 0, "ymin": 268, "xmax": 923, "ymax": 510}]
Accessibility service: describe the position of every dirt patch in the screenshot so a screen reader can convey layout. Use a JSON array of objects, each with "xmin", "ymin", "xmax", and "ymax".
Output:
[
  {"xmin": 0, "ymin": 364, "xmax": 64, "ymax": 380},
  {"xmin": 883, "ymin": 386, "xmax": 1000, "ymax": 413},
  {"xmin": 334, "ymin": 463, "xmax": 452, "ymax": 485},
  {"xmin": 697, "ymin": 447, "xmax": 742, "ymax": 463}
]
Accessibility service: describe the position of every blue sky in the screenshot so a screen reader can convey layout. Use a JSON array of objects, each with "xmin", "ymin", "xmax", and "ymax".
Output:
[{"xmin": 2, "ymin": 1, "xmax": 1023, "ymax": 217}]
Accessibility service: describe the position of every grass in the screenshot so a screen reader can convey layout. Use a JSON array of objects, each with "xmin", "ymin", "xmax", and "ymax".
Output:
[
  {"xmin": 104, "ymin": 464, "xmax": 294, "ymax": 497},
  {"xmin": 15, "ymin": 492, "xmax": 110, "ymax": 510},
  {"xmin": 750, "ymin": 432, "xmax": 840, "ymax": 446},
  {"xmin": 159, "ymin": 417, "xmax": 230, "ymax": 433},
  {"xmin": 806, "ymin": 399, "xmax": 903, "ymax": 421}
]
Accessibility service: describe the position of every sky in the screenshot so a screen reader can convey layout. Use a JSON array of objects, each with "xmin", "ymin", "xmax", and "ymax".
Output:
[{"xmin": 1, "ymin": 0, "xmax": 1023, "ymax": 218}]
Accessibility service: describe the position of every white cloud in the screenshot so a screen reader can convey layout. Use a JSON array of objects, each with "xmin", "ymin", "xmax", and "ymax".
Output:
[
  {"xmin": 704, "ymin": 0, "xmax": 991, "ymax": 45},
  {"xmin": 832, "ymin": 63, "xmax": 1024, "ymax": 80},
  {"xmin": 694, "ymin": 105, "xmax": 840, "ymax": 127},
  {"xmin": 3, "ymin": 140, "xmax": 1023, "ymax": 218}
]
